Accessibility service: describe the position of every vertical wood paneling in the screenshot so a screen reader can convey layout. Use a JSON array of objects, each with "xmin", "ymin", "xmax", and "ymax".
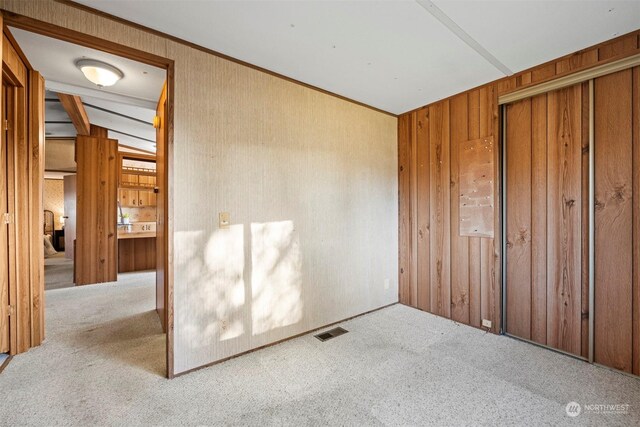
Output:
[
  {"xmin": 429, "ymin": 101, "xmax": 450, "ymax": 317},
  {"xmin": 28, "ymin": 70, "xmax": 45, "ymax": 346},
  {"xmin": 15, "ymin": 86, "xmax": 30, "ymax": 353},
  {"xmin": 580, "ymin": 82, "xmax": 590, "ymax": 359},
  {"xmin": 467, "ymin": 90, "xmax": 482, "ymax": 328},
  {"xmin": 530, "ymin": 93, "xmax": 548, "ymax": 345},
  {"xmin": 410, "ymin": 112, "xmax": 419, "ymax": 307},
  {"xmin": 450, "ymin": 94, "xmax": 470, "ymax": 323},
  {"xmin": 556, "ymin": 49, "xmax": 598, "ymax": 75},
  {"xmin": 594, "ymin": 69, "xmax": 633, "ymax": 372},
  {"xmin": 156, "ymin": 83, "xmax": 167, "ymax": 331},
  {"xmin": 546, "ymin": 85, "xmax": 582, "ymax": 356},
  {"xmin": 5, "ymin": 83, "xmax": 18, "ymax": 355},
  {"xmin": 479, "ymin": 86, "xmax": 496, "ymax": 328},
  {"xmin": 598, "ymin": 35, "xmax": 639, "ymax": 61},
  {"xmin": 416, "ymin": 107, "xmax": 430, "ymax": 311},
  {"xmin": 0, "ymin": 82, "xmax": 9, "ymax": 354},
  {"xmin": 75, "ymin": 134, "xmax": 118, "ymax": 285},
  {"xmin": 632, "ymin": 66, "xmax": 640, "ymax": 376},
  {"xmin": 505, "ymin": 99, "xmax": 532, "ymax": 339},
  {"xmin": 398, "ymin": 115, "xmax": 412, "ymax": 305},
  {"xmin": 394, "ymin": 27, "xmax": 640, "ymax": 370}
]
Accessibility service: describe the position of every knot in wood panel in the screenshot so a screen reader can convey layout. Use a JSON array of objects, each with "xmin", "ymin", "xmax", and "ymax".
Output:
[
  {"xmin": 611, "ymin": 184, "xmax": 628, "ymax": 203},
  {"xmin": 595, "ymin": 198, "xmax": 605, "ymax": 210},
  {"xmin": 516, "ymin": 228, "xmax": 529, "ymax": 244}
]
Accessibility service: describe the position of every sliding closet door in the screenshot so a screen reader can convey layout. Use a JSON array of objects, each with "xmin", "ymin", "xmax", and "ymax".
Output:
[
  {"xmin": 505, "ymin": 82, "xmax": 588, "ymax": 357},
  {"xmin": 593, "ymin": 67, "xmax": 639, "ymax": 374}
]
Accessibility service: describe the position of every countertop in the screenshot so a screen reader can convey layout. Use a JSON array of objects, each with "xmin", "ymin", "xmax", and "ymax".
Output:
[{"xmin": 117, "ymin": 231, "xmax": 157, "ymax": 239}]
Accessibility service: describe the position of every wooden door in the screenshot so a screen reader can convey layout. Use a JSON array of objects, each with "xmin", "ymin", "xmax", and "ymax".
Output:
[
  {"xmin": 75, "ymin": 133, "xmax": 118, "ymax": 285},
  {"xmin": 505, "ymin": 82, "xmax": 588, "ymax": 357},
  {"xmin": 0, "ymin": 82, "xmax": 9, "ymax": 353},
  {"xmin": 593, "ymin": 67, "xmax": 639, "ymax": 374},
  {"xmin": 63, "ymin": 174, "xmax": 76, "ymax": 261},
  {"xmin": 155, "ymin": 83, "xmax": 167, "ymax": 331},
  {"xmin": 0, "ymin": 28, "xmax": 46, "ymax": 355}
]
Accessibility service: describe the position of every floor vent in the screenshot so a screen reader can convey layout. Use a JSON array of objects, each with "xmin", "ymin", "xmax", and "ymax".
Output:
[{"xmin": 315, "ymin": 327, "xmax": 348, "ymax": 342}]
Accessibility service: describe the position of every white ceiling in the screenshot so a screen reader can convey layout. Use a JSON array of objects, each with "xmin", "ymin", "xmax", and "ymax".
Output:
[
  {"xmin": 74, "ymin": 0, "xmax": 640, "ymax": 114},
  {"xmin": 10, "ymin": 27, "xmax": 164, "ymax": 153}
]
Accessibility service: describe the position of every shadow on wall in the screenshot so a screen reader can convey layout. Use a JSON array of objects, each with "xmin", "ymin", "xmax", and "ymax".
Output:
[{"xmin": 175, "ymin": 220, "xmax": 303, "ymax": 361}]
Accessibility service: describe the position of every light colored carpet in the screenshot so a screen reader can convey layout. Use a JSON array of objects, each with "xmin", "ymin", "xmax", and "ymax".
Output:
[
  {"xmin": 0, "ymin": 277, "xmax": 638, "ymax": 426},
  {"xmin": 44, "ymin": 252, "xmax": 74, "ymax": 290}
]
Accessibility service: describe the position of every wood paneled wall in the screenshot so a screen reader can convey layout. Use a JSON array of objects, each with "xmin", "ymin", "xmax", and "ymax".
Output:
[
  {"xmin": 399, "ymin": 29, "xmax": 640, "ymax": 335},
  {"xmin": 118, "ymin": 237, "xmax": 156, "ymax": 273},
  {"xmin": 593, "ymin": 67, "xmax": 639, "ymax": 375},
  {"xmin": 399, "ymin": 87, "xmax": 500, "ymax": 331},
  {"xmin": 0, "ymin": 29, "xmax": 45, "ymax": 354},
  {"xmin": 75, "ymin": 131, "xmax": 118, "ymax": 285}
]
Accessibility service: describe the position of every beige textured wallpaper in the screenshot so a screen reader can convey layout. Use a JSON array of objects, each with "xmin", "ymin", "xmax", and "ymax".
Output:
[
  {"xmin": 5, "ymin": 0, "xmax": 398, "ymax": 375},
  {"xmin": 43, "ymin": 179, "xmax": 64, "ymax": 230}
]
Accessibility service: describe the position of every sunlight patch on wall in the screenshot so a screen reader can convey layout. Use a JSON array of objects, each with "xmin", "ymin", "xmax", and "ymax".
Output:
[
  {"xmin": 251, "ymin": 220, "xmax": 303, "ymax": 336},
  {"xmin": 205, "ymin": 224, "xmax": 246, "ymax": 341}
]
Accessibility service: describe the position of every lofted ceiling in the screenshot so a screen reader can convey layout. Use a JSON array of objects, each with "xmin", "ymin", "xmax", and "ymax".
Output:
[
  {"xmin": 73, "ymin": 0, "xmax": 640, "ymax": 114},
  {"xmin": 10, "ymin": 27, "xmax": 164, "ymax": 153}
]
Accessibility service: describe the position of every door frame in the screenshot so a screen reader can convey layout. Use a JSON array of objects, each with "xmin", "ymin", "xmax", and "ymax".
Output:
[{"xmin": 0, "ymin": 10, "xmax": 176, "ymax": 378}]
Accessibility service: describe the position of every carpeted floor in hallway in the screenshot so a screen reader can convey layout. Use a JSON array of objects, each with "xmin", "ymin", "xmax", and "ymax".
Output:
[
  {"xmin": 44, "ymin": 252, "xmax": 75, "ymax": 290},
  {"xmin": 0, "ymin": 274, "xmax": 638, "ymax": 426}
]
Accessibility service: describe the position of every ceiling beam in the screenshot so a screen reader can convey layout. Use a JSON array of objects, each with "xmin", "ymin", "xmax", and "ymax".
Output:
[
  {"xmin": 57, "ymin": 93, "xmax": 90, "ymax": 135},
  {"xmin": 415, "ymin": 0, "xmax": 513, "ymax": 76}
]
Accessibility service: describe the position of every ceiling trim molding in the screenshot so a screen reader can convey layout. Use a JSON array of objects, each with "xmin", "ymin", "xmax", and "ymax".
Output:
[
  {"xmin": 415, "ymin": 0, "xmax": 513, "ymax": 76},
  {"xmin": 499, "ymin": 52, "xmax": 640, "ymax": 105},
  {"xmin": 53, "ymin": 0, "xmax": 397, "ymax": 117}
]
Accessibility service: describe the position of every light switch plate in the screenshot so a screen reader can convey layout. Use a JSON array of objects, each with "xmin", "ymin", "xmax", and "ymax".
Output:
[
  {"xmin": 219, "ymin": 212, "xmax": 230, "ymax": 228},
  {"xmin": 384, "ymin": 278, "xmax": 390, "ymax": 290},
  {"xmin": 482, "ymin": 319, "xmax": 492, "ymax": 329}
]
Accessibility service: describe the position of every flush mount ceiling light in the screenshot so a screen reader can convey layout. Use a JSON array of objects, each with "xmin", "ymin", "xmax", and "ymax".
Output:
[{"xmin": 76, "ymin": 59, "xmax": 124, "ymax": 87}]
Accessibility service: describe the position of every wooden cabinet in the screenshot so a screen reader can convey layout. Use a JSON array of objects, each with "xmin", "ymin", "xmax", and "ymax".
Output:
[
  {"xmin": 119, "ymin": 187, "xmax": 138, "ymax": 206},
  {"xmin": 118, "ymin": 236, "xmax": 156, "ymax": 272},
  {"xmin": 138, "ymin": 175, "xmax": 157, "ymax": 207},
  {"xmin": 119, "ymin": 186, "xmax": 156, "ymax": 207},
  {"xmin": 118, "ymin": 155, "xmax": 157, "ymax": 207}
]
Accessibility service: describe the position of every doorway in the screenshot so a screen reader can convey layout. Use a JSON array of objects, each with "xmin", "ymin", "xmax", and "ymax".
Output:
[
  {"xmin": 0, "ymin": 15, "xmax": 174, "ymax": 377},
  {"xmin": 502, "ymin": 65, "xmax": 640, "ymax": 375}
]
